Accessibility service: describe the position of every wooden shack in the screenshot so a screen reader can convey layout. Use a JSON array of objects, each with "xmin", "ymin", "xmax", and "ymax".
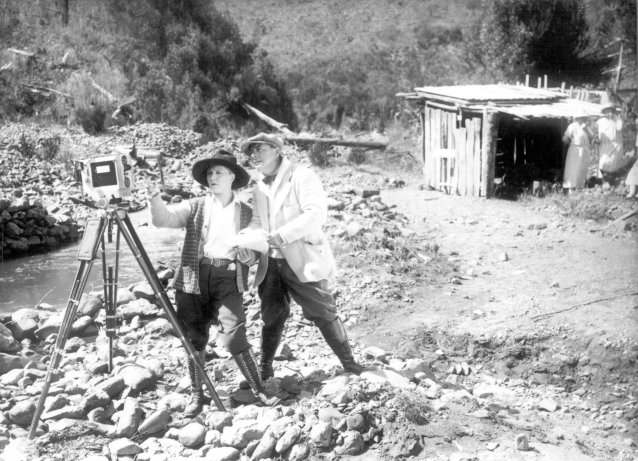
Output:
[{"xmin": 398, "ymin": 84, "xmax": 605, "ymax": 198}]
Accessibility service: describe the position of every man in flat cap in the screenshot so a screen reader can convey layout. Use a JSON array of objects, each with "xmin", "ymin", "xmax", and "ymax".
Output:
[
  {"xmin": 240, "ymin": 133, "xmax": 364, "ymax": 381},
  {"xmin": 147, "ymin": 150, "xmax": 263, "ymax": 417}
]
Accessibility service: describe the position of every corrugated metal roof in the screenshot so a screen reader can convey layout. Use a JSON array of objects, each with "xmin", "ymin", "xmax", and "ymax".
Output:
[
  {"xmin": 488, "ymin": 98, "xmax": 604, "ymax": 119},
  {"xmin": 400, "ymin": 84, "xmax": 607, "ymax": 119},
  {"xmin": 413, "ymin": 84, "xmax": 560, "ymax": 104}
]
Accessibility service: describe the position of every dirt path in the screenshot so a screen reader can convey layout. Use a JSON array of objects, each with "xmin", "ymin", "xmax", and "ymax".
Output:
[
  {"xmin": 356, "ymin": 184, "xmax": 638, "ymax": 348},
  {"xmin": 343, "ymin": 181, "xmax": 638, "ymax": 460}
]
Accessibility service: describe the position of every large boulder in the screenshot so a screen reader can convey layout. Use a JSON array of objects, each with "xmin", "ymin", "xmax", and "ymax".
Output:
[
  {"xmin": 8, "ymin": 400, "xmax": 36, "ymax": 427},
  {"xmin": 0, "ymin": 323, "xmax": 20, "ymax": 353},
  {"xmin": 9, "ymin": 308, "xmax": 39, "ymax": 341},
  {"xmin": 77, "ymin": 294, "xmax": 103, "ymax": 318},
  {"xmin": 0, "ymin": 353, "xmax": 22, "ymax": 375},
  {"xmin": 114, "ymin": 363, "xmax": 158, "ymax": 393}
]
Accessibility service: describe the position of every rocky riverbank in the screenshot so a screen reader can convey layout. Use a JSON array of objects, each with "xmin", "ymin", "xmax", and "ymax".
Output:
[{"xmin": 1, "ymin": 122, "xmax": 636, "ymax": 460}]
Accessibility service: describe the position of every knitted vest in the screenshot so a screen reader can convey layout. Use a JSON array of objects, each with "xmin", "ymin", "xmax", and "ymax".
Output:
[{"xmin": 172, "ymin": 197, "xmax": 252, "ymax": 294}]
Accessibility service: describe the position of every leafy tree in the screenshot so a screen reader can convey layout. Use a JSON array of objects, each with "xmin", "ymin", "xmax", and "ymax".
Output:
[
  {"xmin": 582, "ymin": 0, "xmax": 636, "ymax": 51},
  {"xmin": 464, "ymin": 0, "xmax": 598, "ymax": 84}
]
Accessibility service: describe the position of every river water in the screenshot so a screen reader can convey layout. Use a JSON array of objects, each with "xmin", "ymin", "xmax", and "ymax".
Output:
[{"xmin": 0, "ymin": 212, "xmax": 184, "ymax": 315}]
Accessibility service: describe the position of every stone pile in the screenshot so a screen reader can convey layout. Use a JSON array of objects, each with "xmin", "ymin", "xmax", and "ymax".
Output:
[
  {"xmin": 106, "ymin": 123, "xmax": 203, "ymax": 159},
  {"xmin": 0, "ymin": 198, "xmax": 80, "ymax": 260}
]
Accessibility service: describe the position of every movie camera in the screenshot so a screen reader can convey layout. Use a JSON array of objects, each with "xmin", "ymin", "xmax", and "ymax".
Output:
[{"xmin": 73, "ymin": 145, "xmax": 164, "ymax": 208}]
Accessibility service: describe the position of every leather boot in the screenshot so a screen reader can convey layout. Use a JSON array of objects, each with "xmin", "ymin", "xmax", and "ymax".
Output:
[
  {"xmin": 233, "ymin": 347, "xmax": 264, "ymax": 395},
  {"xmin": 318, "ymin": 318, "xmax": 365, "ymax": 375},
  {"xmin": 184, "ymin": 350, "xmax": 205, "ymax": 417},
  {"xmin": 260, "ymin": 323, "xmax": 285, "ymax": 381}
]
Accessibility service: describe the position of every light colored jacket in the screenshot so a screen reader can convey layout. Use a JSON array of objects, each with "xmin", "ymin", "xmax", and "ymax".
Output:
[{"xmin": 250, "ymin": 157, "xmax": 337, "ymax": 286}]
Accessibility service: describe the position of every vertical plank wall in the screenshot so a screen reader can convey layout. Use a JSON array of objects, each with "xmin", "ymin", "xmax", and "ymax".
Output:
[{"xmin": 423, "ymin": 105, "xmax": 484, "ymax": 196}]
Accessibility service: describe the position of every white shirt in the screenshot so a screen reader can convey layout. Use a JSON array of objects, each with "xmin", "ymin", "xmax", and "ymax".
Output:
[
  {"xmin": 202, "ymin": 194, "xmax": 237, "ymax": 259},
  {"xmin": 149, "ymin": 192, "xmax": 238, "ymax": 260}
]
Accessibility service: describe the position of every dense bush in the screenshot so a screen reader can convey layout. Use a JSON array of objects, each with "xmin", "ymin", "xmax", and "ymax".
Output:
[
  {"xmin": 306, "ymin": 144, "xmax": 332, "ymax": 167},
  {"xmin": 76, "ymin": 106, "xmax": 107, "ymax": 135},
  {"xmin": 0, "ymin": 0, "xmax": 297, "ymax": 135}
]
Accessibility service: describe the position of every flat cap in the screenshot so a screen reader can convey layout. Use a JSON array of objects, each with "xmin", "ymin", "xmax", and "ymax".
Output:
[{"xmin": 240, "ymin": 133, "xmax": 284, "ymax": 155}]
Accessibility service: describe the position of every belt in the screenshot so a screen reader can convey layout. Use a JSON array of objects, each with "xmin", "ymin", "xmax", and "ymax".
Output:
[{"xmin": 200, "ymin": 257, "xmax": 235, "ymax": 270}]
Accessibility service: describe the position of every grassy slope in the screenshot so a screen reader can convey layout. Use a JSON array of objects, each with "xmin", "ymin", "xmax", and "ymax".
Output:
[{"xmin": 215, "ymin": 0, "xmax": 475, "ymax": 75}]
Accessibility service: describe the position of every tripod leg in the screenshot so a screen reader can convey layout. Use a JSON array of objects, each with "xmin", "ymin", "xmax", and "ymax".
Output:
[
  {"xmin": 29, "ymin": 215, "xmax": 107, "ymax": 439},
  {"xmin": 113, "ymin": 210, "xmax": 225, "ymax": 412},
  {"xmin": 108, "ymin": 227, "xmax": 121, "ymax": 371},
  {"xmin": 28, "ymin": 259, "xmax": 97, "ymax": 438}
]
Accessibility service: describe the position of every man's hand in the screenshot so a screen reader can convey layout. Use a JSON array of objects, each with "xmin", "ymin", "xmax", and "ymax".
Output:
[
  {"xmin": 267, "ymin": 233, "xmax": 284, "ymax": 249},
  {"xmin": 236, "ymin": 248, "xmax": 253, "ymax": 264},
  {"xmin": 145, "ymin": 183, "xmax": 162, "ymax": 201}
]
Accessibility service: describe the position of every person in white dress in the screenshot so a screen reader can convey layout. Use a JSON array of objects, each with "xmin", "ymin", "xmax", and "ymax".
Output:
[
  {"xmin": 596, "ymin": 104, "xmax": 624, "ymax": 179},
  {"xmin": 563, "ymin": 114, "xmax": 592, "ymax": 192},
  {"xmin": 625, "ymin": 115, "xmax": 638, "ymax": 198}
]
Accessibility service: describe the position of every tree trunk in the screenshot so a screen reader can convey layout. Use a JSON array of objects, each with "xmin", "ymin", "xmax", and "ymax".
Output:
[{"xmin": 63, "ymin": 0, "xmax": 69, "ymax": 26}]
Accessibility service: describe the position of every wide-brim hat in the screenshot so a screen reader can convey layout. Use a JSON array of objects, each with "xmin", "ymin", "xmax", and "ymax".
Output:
[
  {"xmin": 601, "ymin": 103, "xmax": 617, "ymax": 113},
  {"xmin": 191, "ymin": 150, "xmax": 250, "ymax": 190},
  {"xmin": 240, "ymin": 133, "xmax": 284, "ymax": 155}
]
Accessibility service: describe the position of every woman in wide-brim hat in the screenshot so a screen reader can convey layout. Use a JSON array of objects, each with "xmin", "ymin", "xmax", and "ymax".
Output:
[
  {"xmin": 191, "ymin": 149, "xmax": 251, "ymax": 190},
  {"xmin": 596, "ymin": 103, "xmax": 624, "ymax": 177},
  {"xmin": 146, "ymin": 148, "xmax": 266, "ymax": 416}
]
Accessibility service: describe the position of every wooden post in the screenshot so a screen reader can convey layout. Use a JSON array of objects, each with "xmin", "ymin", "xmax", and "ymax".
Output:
[
  {"xmin": 480, "ymin": 109, "xmax": 498, "ymax": 198},
  {"xmin": 560, "ymin": 82, "xmax": 565, "ymax": 93},
  {"xmin": 63, "ymin": 0, "xmax": 69, "ymax": 26},
  {"xmin": 544, "ymin": 74, "xmax": 548, "ymax": 89},
  {"xmin": 537, "ymin": 77, "xmax": 542, "ymax": 88},
  {"xmin": 615, "ymin": 41, "xmax": 623, "ymax": 92},
  {"xmin": 525, "ymin": 74, "xmax": 529, "ymax": 87},
  {"xmin": 419, "ymin": 102, "xmax": 426, "ymax": 165}
]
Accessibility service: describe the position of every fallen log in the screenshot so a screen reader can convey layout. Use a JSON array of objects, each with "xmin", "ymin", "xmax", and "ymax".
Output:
[
  {"xmin": 285, "ymin": 136, "xmax": 387, "ymax": 150},
  {"xmin": 19, "ymin": 83, "xmax": 72, "ymax": 99},
  {"xmin": 609, "ymin": 208, "xmax": 638, "ymax": 225},
  {"xmin": 240, "ymin": 101, "xmax": 387, "ymax": 150},
  {"xmin": 8, "ymin": 48, "xmax": 34, "ymax": 58},
  {"xmin": 91, "ymin": 80, "xmax": 118, "ymax": 102},
  {"xmin": 240, "ymin": 101, "xmax": 295, "ymax": 136}
]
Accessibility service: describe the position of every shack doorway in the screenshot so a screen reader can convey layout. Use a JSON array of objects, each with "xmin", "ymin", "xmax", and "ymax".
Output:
[{"xmin": 495, "ymin": 116, "xmax": 567, "ymax": 196}]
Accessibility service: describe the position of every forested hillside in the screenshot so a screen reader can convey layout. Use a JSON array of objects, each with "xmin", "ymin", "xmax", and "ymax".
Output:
[{"xmin": 0, "ymin": 0, "xmax": 635, "ymax": 134}]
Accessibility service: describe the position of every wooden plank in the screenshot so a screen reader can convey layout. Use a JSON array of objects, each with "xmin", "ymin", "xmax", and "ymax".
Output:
[
  {"xmin": 430, "ymin": 108, "xmax": 436, "ymax": 187},
  {"xmin": 426, "ymin": 108, "xmax": 433, "ymax": 187},
  {"xmin": 453, "ymin": 128, "xmax": 462, "ymax": 194},
  {"xmin": 481, "ymin": 110, "xmax": 498, "ymax": 198},
  {"xmin": 456, "ymin": 127, "xmax": 467, "ymax": 196},
  {"xmin": 473, "ymin": 117, "xmax": 482, "ymax": 197},
  {"xmin": 433, "ymin": 109, "xmax": 441, "ymax": 188},
  {"xmin": 436, "ymin": 110, "xmax": 443, "ymax": 189},
  {"xmin": 435, "ymin": 148, "xmax": 456, "ymax": 193},
  {"xmin": 420, "ymin": 105, "xmax": 426, "ymax": 177},
  {"xmin": 466, "ymin": 118, "xmax": 474, "ymax": 196},
  {"xmin": 448, "ymin": 112, "xmax": 456, "ymax": 193}
]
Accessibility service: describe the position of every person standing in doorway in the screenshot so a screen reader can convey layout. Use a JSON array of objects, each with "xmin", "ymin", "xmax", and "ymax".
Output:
[
  {"xmin": 147, "ymin": 150, "xmax": 262, "ymax": 417},
  {"xmin": 562, "ymin": 114, "xmax": 593, "ymax": 193},
  {"xmin": 240, "ymin": 133, "xmax": 364, "ymax": 381}
]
